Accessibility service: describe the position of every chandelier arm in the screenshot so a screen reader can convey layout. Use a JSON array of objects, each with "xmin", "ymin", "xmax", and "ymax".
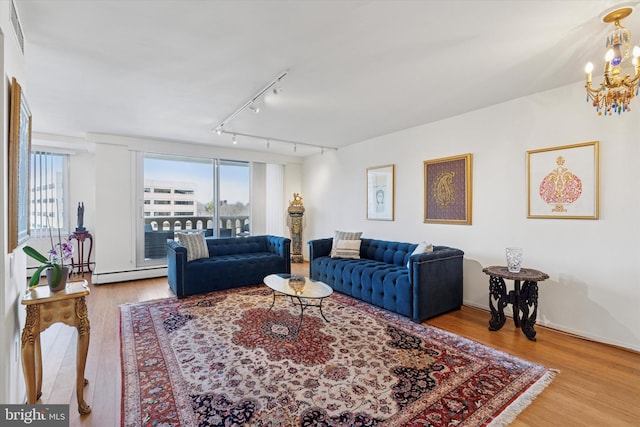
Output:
[
  {"xmin": 629, "ymin": 66, "xmax": 640, "ymax": 86},
  {"xmin": 603, "ymin": 61, "xmax": 614, "ymax": 87},
  {"xmin": 585, "ymin": 82, "xmax": 603, "ymax": 97}
]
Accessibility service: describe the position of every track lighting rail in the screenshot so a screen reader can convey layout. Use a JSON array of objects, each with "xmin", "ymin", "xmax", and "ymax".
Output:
[
  {"xmin": 213, "ymin": 71, "xmax": 288, "ymax": 133},
  {"xmin": 218, "ymin": 129, "xmax": 336, "ymax": 153}
]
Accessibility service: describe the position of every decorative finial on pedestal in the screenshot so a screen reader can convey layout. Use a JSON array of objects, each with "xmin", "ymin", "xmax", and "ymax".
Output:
[{"xmin": 76, "ymin": 202, "xmax": 86, "ymax": 231}]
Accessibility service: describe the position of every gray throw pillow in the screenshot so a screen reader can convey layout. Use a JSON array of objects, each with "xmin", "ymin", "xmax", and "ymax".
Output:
[
  {"xmin": 330, "ymin": 230, "xmax": 363, "ymax": 257},
  {"xmin": 331, "ymin": 239, "xmax": 361, "ymax": 259},
  {"xmin": 176, "ymin": 232, "xmax": 209, "ymax": 262}
]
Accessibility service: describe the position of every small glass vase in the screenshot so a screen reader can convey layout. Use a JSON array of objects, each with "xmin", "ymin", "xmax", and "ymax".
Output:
[
  {"xmin": 505, "ymin": 247, "xmax": 523, "ymax": 273},
  {"xmin": 46, "ymin": 266, "xmax": 71, "ymax": 292}
]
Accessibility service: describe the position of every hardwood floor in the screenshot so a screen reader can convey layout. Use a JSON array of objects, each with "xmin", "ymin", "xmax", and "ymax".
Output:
[{"xmin": 35, "ymin": 263, "xmax": 639, "ymax": 426}]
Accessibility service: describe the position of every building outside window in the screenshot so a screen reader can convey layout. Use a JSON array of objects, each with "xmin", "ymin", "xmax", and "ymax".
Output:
[{"xmin": 29, "ymin": 151, "xmax": 68, "ymax": 237}]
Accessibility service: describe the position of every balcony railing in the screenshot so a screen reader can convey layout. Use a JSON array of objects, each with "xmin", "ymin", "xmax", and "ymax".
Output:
[
  {"xmin": 145, "ymin": 215, "xmax": 249, "ymax": 233},
  {"xmin": 143, "ymin": 215, "xmax": 250, "ymax": 259}
]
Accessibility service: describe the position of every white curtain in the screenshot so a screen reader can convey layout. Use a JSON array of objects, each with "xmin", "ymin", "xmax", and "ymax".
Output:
[{"xmin": 265, "ymin": 163, "xmax": 285, "ymax": 236}]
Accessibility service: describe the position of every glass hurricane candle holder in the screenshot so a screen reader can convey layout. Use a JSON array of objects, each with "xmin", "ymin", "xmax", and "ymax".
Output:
[{"xmin": 506, "ymin": 247, "xmax": 523, "ymax": 273}]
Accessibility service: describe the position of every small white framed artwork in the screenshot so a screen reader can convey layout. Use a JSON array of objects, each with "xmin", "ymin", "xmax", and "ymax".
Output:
[{"xmin": 366, "ymin": 164, "xmax": 394, "ymax": 221}]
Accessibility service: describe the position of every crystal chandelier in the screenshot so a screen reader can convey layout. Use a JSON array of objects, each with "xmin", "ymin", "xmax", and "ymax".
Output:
[{"xmin": 584, "ymin": 7, "xmax": 640, "ymax": 115}]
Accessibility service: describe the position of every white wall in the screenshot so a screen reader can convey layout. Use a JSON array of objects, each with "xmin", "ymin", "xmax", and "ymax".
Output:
[
  {"xmin": 69, "ymin": 150, "xmax": 96, "ymax": 245},
  {"xmin": 303, "ymin": 81, "xmax": 640, "ymax": 352},
  {"xmin": 1, "ymin": 0, "xmax": 28, "ymax": 404},
  {"xmin": 80, "ymin": 133, "xmax": 302, "ymax": 283},
  {"xmin": 265, "ymin": 163, "xmax": 285, "ymax": 236},
  {"xmin": 94, "ymin": 143, "xmax": 136, "ymax": 275}
]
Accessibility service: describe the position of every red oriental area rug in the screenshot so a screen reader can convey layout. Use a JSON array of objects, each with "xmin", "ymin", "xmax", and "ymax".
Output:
[{"xmin": 120, "ymin": 286, "xmax": 556, "ymax": 426}]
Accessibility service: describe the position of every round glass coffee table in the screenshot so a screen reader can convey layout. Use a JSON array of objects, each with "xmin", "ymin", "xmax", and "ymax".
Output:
[{"xmin": 263, "ymin": 274, "xmax": 333, "ymax": 330}]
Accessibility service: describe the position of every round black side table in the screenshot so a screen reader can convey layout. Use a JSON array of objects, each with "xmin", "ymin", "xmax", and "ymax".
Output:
[{"xmin": 482, "ymin": 266, "xmax": 549, "ymax": 341}]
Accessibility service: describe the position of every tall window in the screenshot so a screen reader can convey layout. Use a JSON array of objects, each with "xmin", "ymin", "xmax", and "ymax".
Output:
[
  {"xmin": 138, "ymin": 153, "xmax": 251, "ymax": 265},
  {"xmin": 29, "ymin": 151, "xmax": 68, "ymax": 238}
]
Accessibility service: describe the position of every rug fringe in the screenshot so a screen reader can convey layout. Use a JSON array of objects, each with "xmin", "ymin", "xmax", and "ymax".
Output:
[{"xmin": 488, "ymin": 368, "xmax": 560, "ymax": 427}]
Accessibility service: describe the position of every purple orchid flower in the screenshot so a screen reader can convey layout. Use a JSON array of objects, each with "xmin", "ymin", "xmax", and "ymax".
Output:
[{"xmin": 60, "ymin": 240, "xmax": 74, "ymax": 260}]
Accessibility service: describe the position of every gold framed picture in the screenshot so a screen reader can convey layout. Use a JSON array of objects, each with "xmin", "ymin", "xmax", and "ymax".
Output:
[
  {"xmin": 424, "ymin": 153, "xmax": 472, "ymax": 224},
  {"xmin": 527, "ymin": 141, "xmax": 599, "ymax": 219},
  {"xmin": 366, "ymin": 164, "xmax": 394, "ymax": 221},
  {"xmin": 8, "ymin": 77, "xmax": 32, "ymax": 252}
]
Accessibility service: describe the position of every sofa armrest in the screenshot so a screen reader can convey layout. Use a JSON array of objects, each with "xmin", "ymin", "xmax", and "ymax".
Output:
[
  {"xmin": 408, "ymin": 246, "xmax": 464, "ymax": 274},
  {"xmin": 265, "ymin": 235, "xmax": 292, "ymax": 274},
  {"xmin": 308, "ymin": 238, "xmax": 333, "ymax": 278},
  {"xmin": 410, "ymin": 246, "xmax": 465, "ymax": 321},
  {"xmin": 308, "ymin": 238, "xmax": 332, "ymax": 259},
  {"xmin": 308, "ymin": 237, "xmax": 333, "ymax": 262},
  {"xmin": 167, "ymin": 239, "xmax": 188, "ymax": 297}
]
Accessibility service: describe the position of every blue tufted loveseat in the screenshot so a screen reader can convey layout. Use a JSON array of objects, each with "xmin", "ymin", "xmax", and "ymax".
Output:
[
  {"xmin": 167, "ymin": 235, "xmax": 291, "ymax": 297},
  {"xmin": 308, "ymin": 237, "xmax": 464, "ymax": 322}
]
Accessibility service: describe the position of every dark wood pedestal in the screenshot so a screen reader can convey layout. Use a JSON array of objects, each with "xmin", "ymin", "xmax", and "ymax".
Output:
[
  {"xmin": 482, "ymin": 265, "xmax": 549, "ymax": 341},
  {"xmin": 68, "ymin": 230, "xmax": 94, "ymax": 275}
]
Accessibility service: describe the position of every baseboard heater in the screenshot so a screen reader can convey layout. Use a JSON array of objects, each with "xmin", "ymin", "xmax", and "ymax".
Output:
[{"xmin": 91, "ymin": 266, "xmax": 168, "ymax": 285}]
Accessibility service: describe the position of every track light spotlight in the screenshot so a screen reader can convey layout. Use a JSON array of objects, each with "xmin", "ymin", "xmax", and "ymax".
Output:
[
  {"xmin": 249, "ymin": 103, "xmax": 260, "ymax": 114},
  {"xmin": 321, "ymin": 147, "xmax": 325, "ymax": 155},
  {"xmin": 293, "ymin": 144, "xmax": 297, "ymax": 152},
  {"xmin": 232, "ymin": 134, "xmax": 237, "ymax": 145},
  {"xmin": 266, "ymin": 139, "xmax": 270, "ymax": 149},
  {"xmin": 215, "ymin": 126, "xmax": 223, "ymax": 135}
]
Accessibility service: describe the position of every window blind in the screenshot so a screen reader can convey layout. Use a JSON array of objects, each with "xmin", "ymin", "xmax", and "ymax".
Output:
[{"xmin": 30, "ymin": 151, "xmax": 68, "ymax": 238}]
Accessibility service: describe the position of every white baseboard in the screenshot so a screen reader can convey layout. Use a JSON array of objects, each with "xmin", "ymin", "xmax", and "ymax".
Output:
[
  {"xmin": 92, "ymin": 267, "xmax": 167, "ymax": 284},
  {"xmin": 463, "ymin": 300, "xmax": 639, "ymax": 353}
]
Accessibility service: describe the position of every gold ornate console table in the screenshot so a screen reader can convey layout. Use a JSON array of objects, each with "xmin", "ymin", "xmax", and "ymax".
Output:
[{"xmin": 21, "ymin": 280, "xmax": 91, "ymax": 414}]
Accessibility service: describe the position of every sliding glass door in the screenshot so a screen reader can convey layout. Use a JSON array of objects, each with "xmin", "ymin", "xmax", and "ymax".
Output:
[
  {"xmin": 137, "ymin": 153, "xmax": 250, "ymax": 266},
  {"xmin": 218, "ymin": 160, "xmax": 251, "ymax": 237}
]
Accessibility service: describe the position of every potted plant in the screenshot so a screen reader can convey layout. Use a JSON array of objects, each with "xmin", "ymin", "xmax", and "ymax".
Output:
[{"xmin": 23, "ymin": 227, "xmax": 74, "ymax": 292}]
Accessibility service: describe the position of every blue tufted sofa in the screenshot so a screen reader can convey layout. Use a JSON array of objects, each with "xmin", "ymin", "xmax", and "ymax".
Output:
[
  {"xmin": 167, "ymin": 235, "xmax": 291, "ymax": 297},
  {"xmin": 308, "ymin": 237, "xmax": 464, "ymax": 322}
]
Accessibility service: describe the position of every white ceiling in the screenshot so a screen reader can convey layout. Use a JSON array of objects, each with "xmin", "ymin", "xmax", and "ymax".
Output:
[{"xmin": 16, "ymin": 0, "xmax": 640, "ymax": 157}]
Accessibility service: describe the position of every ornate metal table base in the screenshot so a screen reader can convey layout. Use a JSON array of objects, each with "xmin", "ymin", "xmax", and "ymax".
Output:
[
  {"xmin": 268, "ymin": 291, "xmax": 330, "ymax": 332},
  {"xmin": 263, "ymin": 274, "xmax": 333, "ymax": 337},
  {"xmin": 483, "ymin": 266, "xmax": 549, "ymax": 341}
]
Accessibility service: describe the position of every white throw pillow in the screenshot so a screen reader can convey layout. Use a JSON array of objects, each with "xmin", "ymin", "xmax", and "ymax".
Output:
[
  {"xmin": 407, "ymin": 241, "xmax": 433, "ymax": 268},
  {"xmin": 330, "ymin": 230, "xmax": 363, "ymax": 257},
  {"xmin": 176, "ymin": 232, "xmax": 209, "ymax": 262},
  {"xmin": 331, "ymin": 239, "xmax": 361, "ymax": 259}
]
